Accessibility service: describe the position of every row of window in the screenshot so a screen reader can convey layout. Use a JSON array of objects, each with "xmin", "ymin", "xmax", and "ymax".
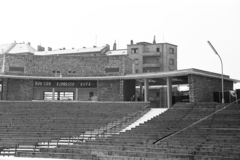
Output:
[
  {"xmin": 131, "ymin": 47, "xmax": 174, "ymax": 54},
  {"xmin": 134, "ymin": 58, "xmax": 175, "ymax": 65},
  {"xmin": 52, "ymin": 71, "xmax": 76, "ymax": 74}
]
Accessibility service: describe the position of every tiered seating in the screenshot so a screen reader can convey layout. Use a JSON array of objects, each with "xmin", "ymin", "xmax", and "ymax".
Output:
[
  {"xmin": 0, "ymin": 101, "xmax": 148, "ymax": 156},
  {"xmin": 14, "ymin": 102, "xmax": 240, "ymax": 159},
  {"xmin": 157, "ymin": 103, "xmax": 240, "ymax": 159}
]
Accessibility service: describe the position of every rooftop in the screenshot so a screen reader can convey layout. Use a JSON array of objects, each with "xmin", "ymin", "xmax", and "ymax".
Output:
[
  {"xmin": 34, "ymin": 46, "xmax": 108, "ymax": 56},
  {"xmin": 0, "ymin": 68, "xmax": 238, "ymax": 83},
  {"xmin": 0, "ymin": 43, "xmax": 36, "ymax": 54},
  {"xmin": 105, "ymin": 49, "xmax": 127, "ymax": 56}
]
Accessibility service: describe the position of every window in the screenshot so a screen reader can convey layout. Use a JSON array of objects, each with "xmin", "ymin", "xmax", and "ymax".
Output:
[
  {"xmin": 134, "ymin": 59, "xmax": 139, "ymax": 65},
  {"xmin": 156, "ymin": 92, "xmax": 160, "ymax": 97},
  {"xmin": 169, "ymin": 59, "xmax": 174, "ymax": 65},
  {"xmin": 143, "ymin": 56, "xmax": 160, "ymax": 64},
  {"xmin": 135, "ymin": 70, "xmax": 138, "ymax": 73},
  {"xmin": 105, "ymin": 67, "xmax": 119, "ymax": 73},
  {"xmin": 131, "ymin": 48, "xmax": 139, "ymax": 54},
  {"xmin": 52, "ymin": 71, "xmax": 56, "ymax": 73},
  {"xmin": 156, "ymin": 48, "xmax": 160, "ymax": 52},
  {"xmin": 147, "ymin": 48, "xmax": 149, "ymax": 52},
  {"xmin": 143, "ymin": 67, "xmax": 160, "ymax": 73},
  {"xmin": 9, "ymin": 66, "xmax": 24, "ymax": 72},
  {"xmin": 89, "ymin": 92, "xmax": 94, "ymax": 98},
  {"xmin": 169, "ymin": 48, "xmax": 174, "ymax": 54},
  {"xmin": 44, "ymin": 92, "xmax": 74, "ymax": 100}
]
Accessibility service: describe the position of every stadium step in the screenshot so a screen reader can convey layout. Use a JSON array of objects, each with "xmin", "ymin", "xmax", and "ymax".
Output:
[{"xmin": 0, "ymin": 106, "xmax": 153, "ymax": 157}]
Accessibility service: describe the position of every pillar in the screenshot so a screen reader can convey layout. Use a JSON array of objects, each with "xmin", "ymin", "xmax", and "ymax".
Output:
[
  {"xmin": 75, "ymin": 88, "xmax": 78, "ymax": 100},
  {"xmin": 159, "ymin": 86, "xmax": 162, "ymax": 108},
  {"xmin": 140, "ymin": 82, "xmax": 143, "ymax": 98},
  {"xmin": 144, "ymin": 78, "xmax": 149, "ymax": 102},
  {"xmin": 52, "ymin": 88, "xmax": 55, "ymax": 100},
  {"xmin": 167, "ymin": 77, "xmax": 172, "ymax": 108}
]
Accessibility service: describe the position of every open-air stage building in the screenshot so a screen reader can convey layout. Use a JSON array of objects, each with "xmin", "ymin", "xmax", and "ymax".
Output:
[{"xmin": 0, "ymin": 51, "xmax": 239, "ymax": 108}]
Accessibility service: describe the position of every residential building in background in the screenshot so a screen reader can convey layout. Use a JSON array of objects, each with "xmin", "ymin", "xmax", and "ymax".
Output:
[{"xmin": 127, "ymin": 36, "xmax": 177, "ymax": 73}]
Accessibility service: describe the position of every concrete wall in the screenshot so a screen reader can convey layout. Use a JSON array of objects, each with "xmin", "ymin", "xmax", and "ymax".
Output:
[
  {"xmin": 188, "ymin": 74, "xmax": 233, "ymax": 102},
  {"xmin": 162, "ymin": 44, "xmax": 177, "ymax": 71},
  {"xmin": 3, "ymin": 54, "xmax": 132, "ymax": 77}
]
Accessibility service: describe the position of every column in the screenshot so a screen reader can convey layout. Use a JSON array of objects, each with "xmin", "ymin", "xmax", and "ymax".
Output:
[
  {"xmin": 52, "ymin": 88, "xmax": 55, "ymax": 100},
  {"xmin": 167, "ymin": 77, "xmax": 172, "ymax": 108},
  {"xmin": 139, "ymin": 82, "xmax": 143, "ymax": 99},
  {"xmin": 144, "ymin": 78, "xmax": 149, "ymax": 102},
  {"xmin": 159, "ymin": 86, "xmax": 162, "ymax": 108},
  {"xmin": 75, "ymin": 88, "xmax": 78, "ymax": 101}
]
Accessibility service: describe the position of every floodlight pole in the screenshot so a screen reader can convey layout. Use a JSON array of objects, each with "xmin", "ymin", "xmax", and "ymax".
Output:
[{"xmin": 207, "ymin": 41, "xmax": 224, "ymax": 103}]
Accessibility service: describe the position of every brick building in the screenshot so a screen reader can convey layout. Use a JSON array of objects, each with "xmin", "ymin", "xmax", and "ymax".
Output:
[{"xmin": 0, "ymin": 42, "xmax": 239, "ymax": 107}]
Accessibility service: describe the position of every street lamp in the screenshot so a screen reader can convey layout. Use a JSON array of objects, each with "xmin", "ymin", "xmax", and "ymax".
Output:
[{"xmin": 207, "ymin": 41, "xmax": 224, "ymax": 103}]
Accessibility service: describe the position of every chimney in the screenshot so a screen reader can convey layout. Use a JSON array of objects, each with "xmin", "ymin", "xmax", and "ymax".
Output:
[
  {"xmin": 48, "ymin": 47, "xmax": 52, "ymax": 51},
  {"xmin": 153, "ymin": 35, "xmax": 156, "ymax": 44},
  {"xmin": 28, "ymin": 42, "xmax": 31, "ymax": 46},
  {"xmin": 131, "ymin": 40, "xmax": 133, "ymax": 45},
  {"xmin": 37, "ymin": 45, "xmax": 45, "ymax": 51},
  {"xmin": 113, "ymin": 40, "xmax": 117, "ymax": 50}
]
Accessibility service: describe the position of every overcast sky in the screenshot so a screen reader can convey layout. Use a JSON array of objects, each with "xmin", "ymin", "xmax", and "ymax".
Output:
[{"xmin": 1, "ymin": 0, "xmax": 240, "ymax": 89}]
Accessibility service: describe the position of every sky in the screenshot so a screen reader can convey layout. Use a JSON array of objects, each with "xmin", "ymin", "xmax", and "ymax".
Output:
[{"xmin": 0, "ymin": 0, "xmax": 240, "ymax": 89}]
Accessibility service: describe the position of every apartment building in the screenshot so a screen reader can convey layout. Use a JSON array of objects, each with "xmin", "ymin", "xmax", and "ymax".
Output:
[{"xmin": 127, "ymin": 37, "xmax": 177, "ymax": 73}]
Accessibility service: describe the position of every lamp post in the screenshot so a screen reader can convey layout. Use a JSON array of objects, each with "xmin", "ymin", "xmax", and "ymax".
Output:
[{"xmin": 207, "ymin": 41, "xmax": 224, "ymax": 103}]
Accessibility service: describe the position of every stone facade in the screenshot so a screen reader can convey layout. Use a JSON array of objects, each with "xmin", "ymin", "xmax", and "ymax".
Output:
[
  {"xmin": 2, "ymin": 79, "xmax": 127, "ymax": 101},
  {"xmin": 97, "ymin": 80, "xmax": 123, "ymax": 101},
  {"xmin": 4, "ymin": 54, "xmax": 133, "ymax": 77},
  {"xmin": 124, "ymin": 56, "xmax": 134, "ymax": 75},
  {"xmin": 0, "ymin": 54, "xmax": 4, "ymax": 73},
  {"xmin": 2, "ymin": 78, "xmax": 33, "ymax": 100},
  {"xmin": 188, "ymin": 74, "xmax": 233, "ymax": 102}
]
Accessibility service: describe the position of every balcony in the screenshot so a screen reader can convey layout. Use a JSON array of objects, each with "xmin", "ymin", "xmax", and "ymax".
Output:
[
  {"xmin": 143, "ymin": 63, "xmax": 161, "ymax": 68},
  {"xmin": 142, "ymin": 52, "xmax": 161, "ymax": 56}
]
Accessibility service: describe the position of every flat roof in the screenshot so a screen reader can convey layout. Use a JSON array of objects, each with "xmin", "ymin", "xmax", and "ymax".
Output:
[
  {"xmin": 127, "ymin": 42, "xmax": 178, "ymax": 47},
  {"xmin": 105, "ymin": 49, "xmax": 127, "ymax": 56},
  {"xmin": 0, "ymin": 68, "xmax": 239, "ymax": 83},
  {"xmin": 34, "ymin": 46, "xmax": 106, "ymax": 56}
]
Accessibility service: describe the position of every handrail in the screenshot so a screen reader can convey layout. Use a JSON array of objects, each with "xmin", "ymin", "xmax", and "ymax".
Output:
[{"xmin": 153, "ymin": 100, "xmax": 240, "ymax": 145}]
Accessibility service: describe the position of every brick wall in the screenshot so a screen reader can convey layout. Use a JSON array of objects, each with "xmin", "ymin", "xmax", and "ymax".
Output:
[
  {"xmin": 2, "ymin": 78, "xmax": 33, "ymax": 100},
  {"xmin": 188, "ymin": 74, "xmax": 233, "ymax": 102},
  {"xmin": 124, "ymin": 56, "xmax": 134, "ymax": 74},
  {"xmin": 2, "ymin": 78, "xmax": 133, "ymax": 102},
  {"xmin": 0, "ymin": 54, "xmax": 4, "ymax": 73},
  {"xmin": 97, "ymin": 80, "xmax": 124, "ymax": 101},
  {"xmin": 4, "ymin": 54, "xmax": 133, "ymax": 77}
]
